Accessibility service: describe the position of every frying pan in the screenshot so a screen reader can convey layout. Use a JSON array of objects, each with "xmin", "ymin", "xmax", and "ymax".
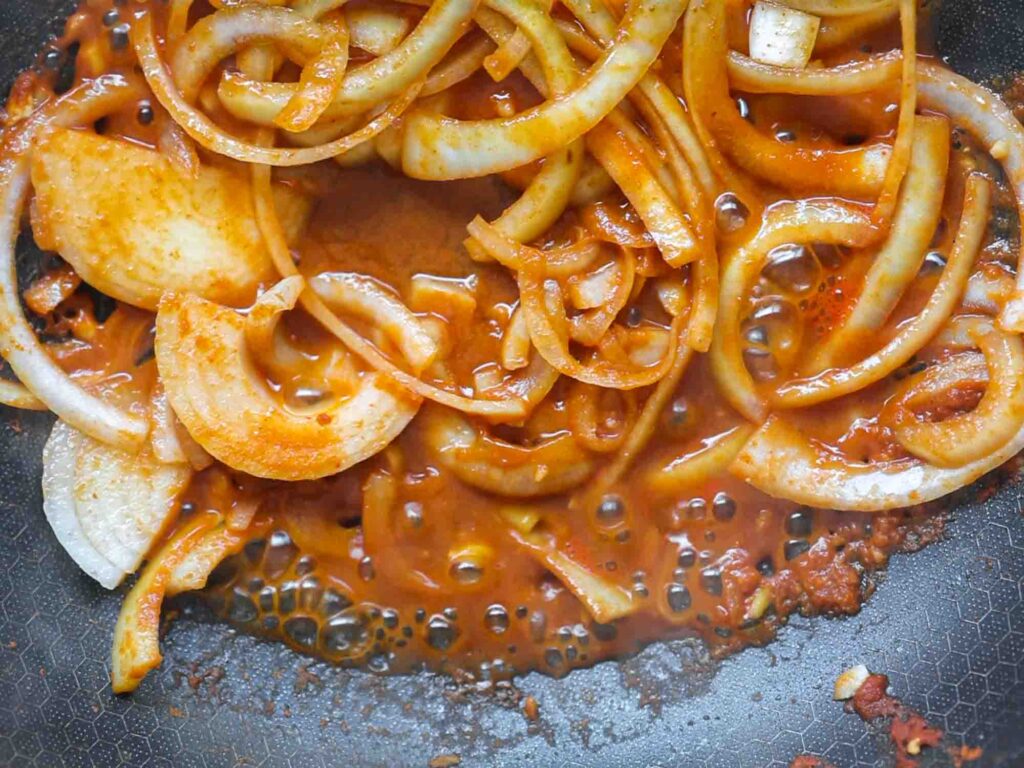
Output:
[{"xmin": 0, "ymin": 2, "xmax": 1022, "ymax": 767}]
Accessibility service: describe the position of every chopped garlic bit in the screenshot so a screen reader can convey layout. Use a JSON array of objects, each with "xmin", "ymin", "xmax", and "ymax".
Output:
[
  {"xmin": 749, "ymin": 1, "xmax": 821, "ymax": 70},
  {"xmin": 834, "ymin": 663, "xmax": 870, "ymax": 700}
]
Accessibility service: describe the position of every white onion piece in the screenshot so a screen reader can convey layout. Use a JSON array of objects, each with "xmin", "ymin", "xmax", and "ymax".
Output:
[
  {"xmin": 346, "ymin": 5, "xmax": 411, "ymax": 56},
  {"xmin": 730, "ymin": 414, "xmax": 1024, "ymax": 512},
  {"xmin": 647, "ymin": 425, "xmax": 755, "ymax": 496},
  {"xmin": 917, "ymin": 61, "xmax": 1024, "ymax": 333},
  {"xmin": 309, "ymin": 272, "xmax": 439, "ymax": 374},
  {"xmin": 42, "ymin": 421, "xmax": 126, "ymax": 589},
  {"xmin": 778, "ymin": 0, "xmax": 895, "ymax": 16},
  {"xmin": 726, "ymin": 49, "xmax": 901, "ymax": 94},
  {"xmin": 894, "ymin": 327, "xmax": 1024, "ymax": 468},
  {"xmin": 774, "ymin": 173, "xmax": 990, "ymax": 407},
  {"xmin": 423, "ymin": 406, "xmax": 595, "ymax": 497},
  {"xmin": 0, "ymin": 380, "xmax": 44, "ymax": 410},
  {"xmin": 808, "ymin": 115, "xmax": 949, "ymax": 371},
  {"xmin": 0, "ymin": 75, "xmax": 148, "ymax": 448},
  {"xmin": 167, "ymin": 521, "xmax": 264, "ymax": 594},
  {"xmin": 963, "ymin": 264, "xmax": 1015, "ymax": 316},
  {"xmin": 501, "ymin": 306, "xmax": 531, "ymax": 371},
  {"xmin": 155, "ymin": 287, "xmax": 420, "ymax": 481},
  {"xmin": 112, "ymin": 513, "xmax": 216, "ymax": 693},
  {"xmin": 749, "ymin": 1, "xmax": 821, "ymax": 69},
  {"xmin": 710, "ymin": 199, "xmax": 874, "ymax": 422},
  {"xmin": 31, "ymin": 127, "xmax": 309, "ymax": 311},
  {"xmin": 401, "ymin": 1, "xmax": 684, "ymax": 179},
  {"xmin": 217, "ymin": 0, "xmax": 477, "ymax": 124}
]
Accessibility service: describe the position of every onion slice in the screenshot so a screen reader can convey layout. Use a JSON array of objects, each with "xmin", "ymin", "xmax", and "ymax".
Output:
[
  {"xmin": 893, "ymin": 327, "xmax": 1024, "ymax": 468},
  {"xmin": 0, "ymin": 379, "xmax": 44, "ymax": 410},
  {"xmin": 155, "ymin": 287, "xmax": 420, "ymax": 481},
  {"xmin": 748, "ymin": 1, "xmax": 821, "ymax": 70},
  {"xmin": 917, "ymin": 60, "xmax": 1024, "ymax": 333},
  {"xmin": 401, "ymin": 0, "xmax": 685, "ymax": 179},
  {"xmin": 807, "ymin": 115, "xmax": 949, "ymax": 371},
  {"xmin": 710, "ymin": 199, "xmax": 875, "ymax": 422},
  {"xmin": 774, "ymin": 173, "xmax": 990, "ymax": 407},
  {"xmin": 647, "ymin": 425, "xmax": 755, "ymax": 496},
  {"xmin": 422, "ymin": 406, "xmax": 596, "ymax": 497},
  {"xmin": 726, "ymin": 49, "xmax": 902, "ymax": 95},
  {"xmin": 777, "ymin": 0, "xmax": 895, "ymax": 16},
  {"xmin": 0, "ymin": 75, "xmax": 149, "ymax": 448},
  {"xmin": 730, "ymin": 413, "xmax": 1024, "ymax": 512},
  {"xmin": 30, "ymin": 127, "xmax": 310, "ymax": 310}
]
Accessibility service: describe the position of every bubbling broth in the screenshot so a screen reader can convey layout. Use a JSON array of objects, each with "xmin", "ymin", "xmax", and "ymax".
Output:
[{"xmin": 4, "ymin": 0, "xmax": 1022, "ymax": 691}]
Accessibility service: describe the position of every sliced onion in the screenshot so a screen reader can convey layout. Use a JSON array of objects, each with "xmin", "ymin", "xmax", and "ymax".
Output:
[
  {"xmin": 566, "ymin": 381, "xmax": 637, "ymax": 453},
  {"xmin": 501, "ymin": 305, "xmax": 531, "ymax": 370},
  {"xmin": 150, "ymin": 381, "xmax": 214, "ymax": 471},
  {"xmin": 726, "ymin": 49, "xmax": 902, "ymax": 94},
  {"xmin": 963, "ymin": 264, "xmax": 1015, "ymax": 316},
  {"xmin": 815, "ymin": 4, "xmax": 896, "ymax": 53},
  {"xmin": 170, "ymin": 6, "xmax": 328, "ymax": 102},
  {"xmin": 134, "ymin": 11, "xmax": 422, "ymax": 166},
  {"xmin": 647, "ymin": 424, "xmax": 755, "ymax": 496},
  {"xmin": 749, "ymin": 1, "xmax": 821, "ymax": 70},
  {"xmin": 401, "ymin": 1, "xmax": 685, "ymax": 179},
  {"xmin": 777, "ymin": 0, "xmax": 895, "ymax": 16},
  {"xmin": 274, "ymin": 16, "xmax": 351, "ymax": 133},
  {"xmin": 423, "ymin": 406, "xmax": 595, "ymax": 497},
  {"xmin": 807, "ymin": 115, "xmax": 949, "ymax": 371},
  {"xmin": 0, "ymin": 75, "xmax": 149, "ymax": 448},
  {"xmin": 467, "ymin": 215, "xmax": 602, "ymax": 277},
  {"xmin": 310, "ymin": 271, "xmax": 440, "ymax": 374},
  {"xmin": 345, "ymin": 4, "xmax": 411, "ymax": 56},
  {"xmin": 0, "ymin": 379, "xmax": 44, "ymax": 410},
  {"xmin": 217, "ymin": 0, "xmax": 477, "ymax": 124},
  {"xmin": 893, "ymin": 327, "xmax": 1024, "ymax": 468},
  {"xmin": 31, "ymin": 127, "xmax": 309, "ymax": 310},
  {"xmin": 43, "ymin": 418, "xmax": 191, "ymax": 588},
  {"xmin": 509, "ymin": 528, "xmax": 635, "ymax": 622},
  {"xmin": 685, "ymin": 0, "xmax": 890, "ymax": 199},
  {"xmin": 710, "ymin": 199, "xmax": 874, "ymax": 422},
  {"xmin": 42, "ymin": 421, "xmax": 125, "ymax": 589},
  {"xmin": 775, "ymin": 173, "xmax": 990, "ymax": 407},
  {"xmin": 111, "ymin": 512, "xmax": 218, "ymax": 693},
  {"xmin": 155, "ymin": 288, "xmax": 420, "ymax": 481},
  {"xmin": 730, "ymin": 413, "xmax": 1024, "ymax": 512},
  {"xmin": 586, "ymin": 119, "xmax": 698, "ymax": 268},
  {"xmin": 917, "ymin": 60, "xmax": 1024, "ymax": 333},
  {"xmin": 421, "ymin": 35, "xmax": 494, "ymax": 97}
]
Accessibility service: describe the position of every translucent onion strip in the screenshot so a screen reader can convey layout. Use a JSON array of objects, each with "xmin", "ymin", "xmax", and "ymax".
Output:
[
  {"xmin": 778, "ymin": 0, "xmax": 896, "ymax": 16},
  {"xmin": 684, "ymin": 0, "xmax": 890, "ymax": 200},
  {"xmin": 808, "ymin": 115, "xmax": 949, "ymax": 372},
  {"xmin": 0, "ymin": 379, "xmax": 44, "ymax": 410},
  {"xmin": 730, "ymin": 413, "xmax": 1024, "ymax": 512},
  {"xmin": 893, "ymin": 328, "xmax": 1024, "ymax": 468},
  {"xmin": 726, "ymin": 49, "xmax": 902, "ymax": 95},
  {"xmin": 274, "ymin": 16, "xmax": 351, "ymax": 133},
  {"xmin": 710, "ymin": 200, "xmax": 875, "ymax": 422},
  {"xmin": 216, "ymin": 0, "xmax": 478, "ymax": 124},
  {"xmin": 401, "ymin": 0, "xmax": 685, "ymax": 179},
  {"xmin": 423, "ymin": 407, "xmax": 595, "ymax": 497},
  {"xmin": 134, "ymin": 11, "xmax": 422, "ymax": 166},
  {"xmin": 647, "ymin": 424, "xmax": 755, "ymax": 496},
  {"xmin": 775, "ymin": 173, "xmax": 990, "ymax": 408},
  {"xmin": 0, "ymin": 75, "xmax": 148, "ymax": 448},
  {"xmin": 467, "ymin": 215, "xmax": 601, "ymax": 277},
  {"xmin": 917, "ymin": 60, "xmax": 1024, "ymax": 333}
]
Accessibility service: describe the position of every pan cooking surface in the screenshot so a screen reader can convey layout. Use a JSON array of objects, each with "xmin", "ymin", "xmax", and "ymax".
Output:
[{"xmin": 0, "ymin": 1, "xmax": 1022, "ymax": 766}]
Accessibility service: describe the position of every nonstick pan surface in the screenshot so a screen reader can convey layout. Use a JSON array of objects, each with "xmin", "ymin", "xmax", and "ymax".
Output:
[{"xmin": 0, "ymin": 2, "xmax": 1022, "ymax": 766}]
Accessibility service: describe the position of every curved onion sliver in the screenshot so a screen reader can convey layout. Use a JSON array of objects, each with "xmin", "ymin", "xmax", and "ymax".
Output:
[
  {"xmin": 917, "ymin": 61, "xmax": 1024, "ymax": 333},
  {"xmin": 774, "ymin": 173, "xmax": 990, "ymax": 407},
  {"xmin": 710, "ymin": 200, "xmax": 874, "ymax": 422},
  {"xmin": 0, "ymin": 75, "xmax": 148, "ymax": 448},
  {"xmin": 112, "ymin": 512, "xmax": 218, "ymax": 693},
  {"xmin": 170, "ymin": 6, "xmax": 327, "ymax": 102},
  {"xmin": 31, "ymin": 127, "xmax": 309, "ymax": 311},
  {"xmin": 42, "ymin": 421, "xmax": 125, "ymax": 589},
  {"xmin": 963, "ymin": 264, "xmax": 1015, "ymax": 316},
  {"xmin": 309, "ymin": 272, "xmax": 439, "ymax": 374},
  {"xmin": 217, "ymin": 0, "xmax": 476, "ymax": 124},
  {"xmin": 647, "ymin": 425, "xmax": 755, "ymax": 496},
  {"xmin": 566, "ymin": 381, "xmax": 637, "ymax": 453},
  {"xmin": 726, "ymin": 49, "xmax": 901, "ymax": 95},
  {"xmin": 421, "ymin": 35, "xmax": 494, "ymax": 97},
  {"xmin": 0, "ymin": 379, "xmax": 44, "ymax": 410},
  {"xmin": 467, "ymin": 215, "xmax": 602, "ymax": 277},
  {"xmin": 778, "ymin": 0, "xmax": 895, "ymax": 15},
  {"xmin": 155, "ymin": 289, "xmax": 420, "ymax": 481},
  {"xmin": 423, "ymin": 406, "xmax": 595, "ymax": 497},
  {"xmin": 893, "ymin": 328, "xmax": 1024, "ymax": 468},
  {"xmin": 684, "ymin": 0, "xmax": 890, "ymax": 199},
  {"xmin": 135, "ymin": 11, "xmax": 422, "ymax": 166},
  {"xmin": 274, "ymin": 16, "xmax": 351, "ymax": 132},
  {"xmin": 808, "ymin": 115, "xmax": 949, "ymax": 371},
  {"xmin": 43, "ymin": 419, "xmax": 191, "ymax": 587},
  {"xmin": 149, "ymin": 381, "xmax": 213, "ymax": 469},
  {"xmin": 167, "ymin": 517, "xmax": 270, "ymax": 594},
  {"xmin": 401, "ymin": 1, "xmax": 684, "ymax": 179},
  {"xmin": 730, "ymin": 414, "xmax": 1024, "ymax": 512}
]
